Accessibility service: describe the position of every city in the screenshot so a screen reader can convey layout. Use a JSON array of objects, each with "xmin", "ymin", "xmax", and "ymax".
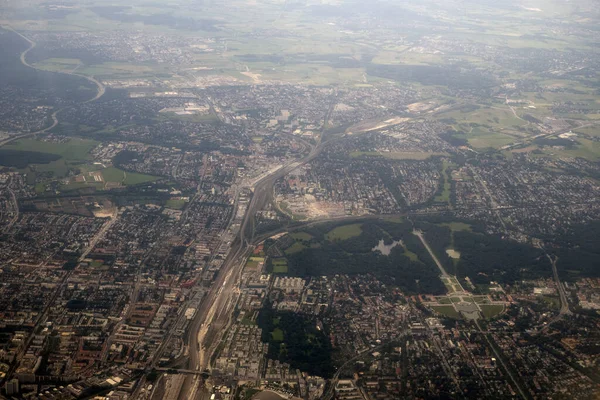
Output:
[{"xmin": 1, "ymin": 0, "xmax": 600, "ymax": 399}]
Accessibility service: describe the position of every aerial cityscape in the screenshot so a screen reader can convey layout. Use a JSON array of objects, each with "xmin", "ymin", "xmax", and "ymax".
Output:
[{"xmin": 0, "ymin": 0, "xmax": 600, "ymax": 399}]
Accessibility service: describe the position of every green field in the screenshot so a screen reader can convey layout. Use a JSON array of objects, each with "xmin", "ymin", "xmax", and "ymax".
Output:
[
  {"xmin": 434, "ymin": 160, "xmax": 453, "ymax": 203},
  {"xmin": 271, "ymin": 328, "xmax": 284, "ymax": 341},
  {"xmin": 284, "ymin": 242, "xmax": 307, "ymax": 255},
  {"xmin": 99, "ymin": 167, "xmax": 158, "ymax": 185},
  {"xmin": 325, "ymin": 223, "xmax": 363, "ymax": 241},
  {"xmin": 543, "ymin": 138, "xmax": 600, "ymax": 161},
  {"xmin": 271, "ymin": 257, "xmax": 289, "ymax": 274},
  {"xmin": 430, "ymin": 305, "xmax": 461, "ymax": 318},
  {"xmin": 290, "ymin": 232, "xmax": 313, "ymax": 241},
  {"xmin": 440, "ymin": 222, "xmax": 472, "ymax": 232},
  {"xmin": 480, "ymin": 304, "xmax": 505, "ymax": 319},
  {"xmin": 165, "ymin": 199, "xmax": 187, "ymax": 210},
  {"xmin": 34, "ymin": 57, "xmax": 81, "ymax": 72},
  {"xmin": 101, "ymin": 167, "xmax": 124, "ymax": 182},
  {"xmin": 400, "ymin": 242, "xmax": 419, "ymax": 262},
  {"xmin": 3, "ymin": 137, "xmax": 98, "ymax": 161},
  {"xmin": 273, "ymin": 264, "xmax": 288, "ymax": 273}
]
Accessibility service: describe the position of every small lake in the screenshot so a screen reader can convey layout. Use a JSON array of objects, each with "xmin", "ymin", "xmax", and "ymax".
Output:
[{"xmin": 372, "ymin": 239, "xmax": 401, "ymax": 256}]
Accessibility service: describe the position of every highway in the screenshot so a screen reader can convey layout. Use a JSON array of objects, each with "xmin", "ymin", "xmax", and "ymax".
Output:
[{"xmin": 537, "ymin": 252, "xmax": 571, "ymax": 335}]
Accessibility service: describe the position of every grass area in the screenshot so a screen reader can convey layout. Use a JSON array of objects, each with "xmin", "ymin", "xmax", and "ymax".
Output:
[
  {"xmin": 77, "ymin": 62, "xmax": 161, "ymax": 78},
  {"xmin": 123, "ymin": 170, "xmax": 159, "ymax": 185},
  {"xmin": 165, "ymin": 199, "xmax": 187, "ymax": 210},
  {"xmin": 430, "ymin": 305, "xmax": 461, "ymax": 319},
  {"xmin": 350, "ymin": 151, "xmax": 448, "ymax": 160},
  {"xmin": 32, "ymin": 159, "xmax": 69, "ymax": 179},
  {"xmin": 540, "ymin": 295, "xmax": 561, "ymax": 310},
  {"xmin": 434, "ymin": 160, "xmax": 453, "ymax": 203},
  {"xmin": 34, "ymin": 57, "xmax": 81, "ymax": 72},
  {"xmin": 284, "ymin": 242, "xmax": 307, "ymax": 255},
  {"xmin": 99, "ymin": 167, "xmax": 158, "ymax": 185},
  {"xmin": 273, "ymin": 264, "xmax": 289, "ymax": 273},
  {"xmin": 325, "ymin": 223, "xmax": 363, "ymax": 241},
  {"xmin": 543, "ymin": 138, "xmax": 600, "ymax": 161},
  {"xmin": 101, "ymin": 167, "xmax": 125, "ymax": 183},
  {"xmin": 440, "ymin": 222, "xmax": 472, "ymax": 232},
  {"xmin": 382, "ymin": 216, "xmax": 405, "ymax": 223},
  {"xmin": 271, "ymin": 328, "xmax": 284, "ymax": 341},
  {"xmin": 271, "ymin": 257, "xmax": 289, "ymax": 274},
  {"xmin": 400, "ymin": 242, "xmax": 419, "ymax": 262},
  {"xmin": 3, "ymin": 137, "xmax": 98, "ymax": 161},
  {"xmin": 574, "ymin": 126, "xmax": 600, "ymax": 137},
  {"xmin": 480, "ymin": 304, "xmax": 505, "ymax": 319},
  {"xmin": 468, "ymin": 130, "xmax": 516, "ymax": 149},
  {"xmin": 290, "ymin": 232, "xmax": 313, "ymax": 241}
]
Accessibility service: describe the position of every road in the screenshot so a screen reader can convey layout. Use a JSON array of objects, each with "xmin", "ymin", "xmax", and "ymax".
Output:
[
  {"xmin": 475, "ymin": 320, "xmax": 528, "ymax": 399},
  {"xmin": 537, "ymin": 252, "xmax": 571, "ymax": 334},
  {"xmin": 413, "ymin": 229, "xmax": 449, "ymax": 277},
  {"xmin": 547, "ymin": 254, "xmax": 571, "ymax": 316},
  {"xmin": 8, "ymin": 27, "xmax": 105, "ymax": 103},
  {"xmin": 0, "ymin": 27, "xmax": 105, "ymax": 148}
]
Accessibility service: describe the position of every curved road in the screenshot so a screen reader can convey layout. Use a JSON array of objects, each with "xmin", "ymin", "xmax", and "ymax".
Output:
[
  {"xmin": 0, "ymin": 27, "xmax": 105, "ymax": 148},
  {"xmin": 8, "ymin": 27, "xmax": 106, "ymax": 103}
]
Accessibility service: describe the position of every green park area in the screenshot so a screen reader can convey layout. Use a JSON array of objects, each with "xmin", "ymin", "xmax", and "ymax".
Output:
[
  {"xmin": 3, "ymin": 137, "xmax": 98, "ymax": 161},
  {"xmin": 431, "ymin": 305, "xmax": 461, "ymax": 319},
  {"xmin": 325, "ymin": 223, "xmax": 363, "ymax": 241},
  {"xmin": 480, "ymin": 304, "xmax": 505, "ymax": 319},
  {"xmin": 165, "ymin": 198, "xmax": 188, "ymax": 210},
  {"xmin": 271, "ymin": 258, "xmax": 288, "ymax": 274}
]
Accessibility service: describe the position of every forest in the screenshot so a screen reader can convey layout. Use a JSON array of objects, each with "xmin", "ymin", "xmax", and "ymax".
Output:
[{"xmin": 257, "ymin": 304, "xmax": 334, "ymax": 378}]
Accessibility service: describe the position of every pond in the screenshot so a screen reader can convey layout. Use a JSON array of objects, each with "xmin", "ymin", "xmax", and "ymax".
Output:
[{"xmin": 371, "ymin": 238, "xmax": 401, "ymax": 256}]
